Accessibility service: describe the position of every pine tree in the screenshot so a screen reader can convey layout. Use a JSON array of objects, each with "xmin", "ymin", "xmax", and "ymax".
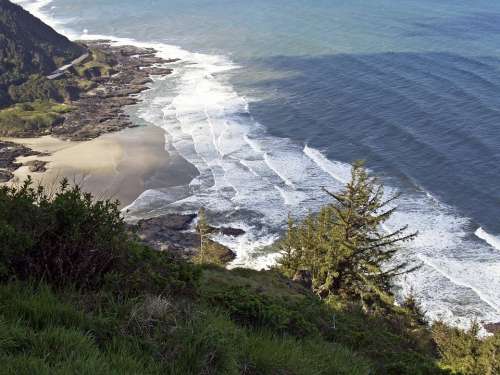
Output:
[{"xmin": 279, "ymin": 161, "xmax": 417, "ymax": 308}]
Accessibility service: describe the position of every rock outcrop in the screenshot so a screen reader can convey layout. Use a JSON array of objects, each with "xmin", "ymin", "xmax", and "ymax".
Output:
[{"xmin": 135, "ymin": 213, "xmax": 242, "ymax": 265}]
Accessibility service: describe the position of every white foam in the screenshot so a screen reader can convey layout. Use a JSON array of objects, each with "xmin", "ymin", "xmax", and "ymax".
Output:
[
  {"xmin": 303, "ymin": 145, "xmax": 352, "ymax": 184},
  {"xmin": 475, "ymin": 227, "xmax": 500, "ymax": 251}
]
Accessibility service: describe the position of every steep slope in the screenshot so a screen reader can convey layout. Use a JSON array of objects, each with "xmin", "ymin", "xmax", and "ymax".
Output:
[{"xmin": 0, "ymin": 0, "xmax": 85, "ymax": 104}]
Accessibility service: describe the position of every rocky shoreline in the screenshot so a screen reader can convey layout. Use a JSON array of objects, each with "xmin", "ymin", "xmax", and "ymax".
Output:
[
  {"xmin": 0, "ymin": 140, "xmax": 41, "ymax": 182},
  {"xmin": 135, "ymin": 213, "xmax": 241, "ymax": 265},
  {"xmin": 0, "ymin": 40, "xmax": 177, "ymax": 182},
  {"xmin": 52, "ymin": 40, "xmax": 178, "ymax": 141}
]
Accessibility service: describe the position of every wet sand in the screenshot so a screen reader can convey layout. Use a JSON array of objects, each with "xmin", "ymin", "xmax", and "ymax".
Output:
[{"xmin": 2, "ymin": 125, "xmax": 196, "ymax": 207}]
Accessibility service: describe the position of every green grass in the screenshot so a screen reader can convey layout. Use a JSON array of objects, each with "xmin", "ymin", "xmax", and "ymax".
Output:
[
  {"xmin": 0, "ymin": 101, "xmax": 73, "ymax": 136},
  {"xmin": 0, "ymin": 282, "xmax": 371, "ymax": 375},
  {"xmin": 74, "ymin": 48, "xmax": 116, "ymax": 79},
  {"xmin": 1, "ymin": 264, "xmax": 494, "ymax": 374},
  {"xmin": 198, "ymin": 266, "xmax": 447, "ymax": 374},
  {"xmin": 75, "ymin": 61, "xmax": 114, "ymax": 78}
]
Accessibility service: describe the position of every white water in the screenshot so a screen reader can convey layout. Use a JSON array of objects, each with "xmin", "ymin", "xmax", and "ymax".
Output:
[
  {"xmin": 13, "ymin": 0, "xmax": 500, "ymax": 328},
  {"xmin": 475, "ymin": 227, "xmax": 500, "ymax": 251}
]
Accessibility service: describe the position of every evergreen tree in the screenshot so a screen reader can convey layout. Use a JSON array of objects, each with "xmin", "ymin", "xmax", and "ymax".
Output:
[{"xmin": 279, "ymin": 161, "xmax": 417, "ymax": 309}]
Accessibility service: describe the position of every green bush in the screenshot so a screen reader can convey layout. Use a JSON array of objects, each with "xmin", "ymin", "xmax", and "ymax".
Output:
[
  {"xmin": 0, "ymin": 178, "xmax": 199, "ymax": 293},
  {"xmin": 7, "ymin": 75, "xmax": 81, "ymax": 105},
  {"xmin": 204, "ymin": 285, "xmax": 324, "ymax": 337},
  {"xmin": 8, "ymin": 75, "xmax": 62, "ymax": 103}
]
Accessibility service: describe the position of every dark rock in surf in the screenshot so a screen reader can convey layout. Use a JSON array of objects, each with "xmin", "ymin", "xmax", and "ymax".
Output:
[
  {"xmin": 138, "ymin": 213, "xmax": 196, "ymax": 231},
  {"xmin": 484, "ymin": 322, "xmax": 500, "ymax": 334},
  {"xmin": 217, "ymin": 226, "xmax": 246, "ymax": 237}
]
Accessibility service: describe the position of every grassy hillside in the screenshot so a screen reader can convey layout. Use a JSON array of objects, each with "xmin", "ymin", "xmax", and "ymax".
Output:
[
  {"xmin": 0, "ymin": 0, "xmax": 85, "ymax": 106},
  {"xmin": 0, "ymin": 179, "xmax": 498, "ymax": 374}
]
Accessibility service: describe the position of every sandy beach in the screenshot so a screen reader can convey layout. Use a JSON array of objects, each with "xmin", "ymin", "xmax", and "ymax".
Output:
[{"xmin": 2, "ymin": 125, "xmax": 196, "ymax": 207}]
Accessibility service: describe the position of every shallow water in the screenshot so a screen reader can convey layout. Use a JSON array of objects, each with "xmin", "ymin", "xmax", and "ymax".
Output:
[{"xmin": 14, "ymin": 0, "xmax": 500, "ymax": 327}]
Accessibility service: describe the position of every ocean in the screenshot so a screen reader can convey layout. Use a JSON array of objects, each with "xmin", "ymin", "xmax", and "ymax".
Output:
[{"xmin": 14, "ymin": 0, "xmax": 500, "ymax": 328}]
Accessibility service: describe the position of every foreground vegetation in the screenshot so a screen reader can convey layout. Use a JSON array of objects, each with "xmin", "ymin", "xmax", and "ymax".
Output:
[{"xmin": 0, "ymin": 171, "xmax": 498, "ymax": 374}]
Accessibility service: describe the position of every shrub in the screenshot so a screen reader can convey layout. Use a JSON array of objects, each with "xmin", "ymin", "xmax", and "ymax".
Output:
[
  {"xmin": 0, "ymin": 178, "xmax": 127, "ymax": 288},
  {"xmin": 8, "ymin": 75, "xmax": 63, "ymax": 103},
  {"xmin": 203, "ymin": 284, "xmax": 326, "ymax": 338},
  {"xmin": 0, "ymin": 178, "xmax": 199, "ymax": 293}
]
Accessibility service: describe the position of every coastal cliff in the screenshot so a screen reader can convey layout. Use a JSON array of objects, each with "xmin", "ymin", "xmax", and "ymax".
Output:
[{"xmin": 0, "ymin": 0, "xmax": 85, "ymax": 105}]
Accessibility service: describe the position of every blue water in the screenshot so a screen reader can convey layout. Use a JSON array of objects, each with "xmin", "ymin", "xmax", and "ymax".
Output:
[{"xmin": 16, "ymin": 0, "xmax": 500, "ymax": 327}]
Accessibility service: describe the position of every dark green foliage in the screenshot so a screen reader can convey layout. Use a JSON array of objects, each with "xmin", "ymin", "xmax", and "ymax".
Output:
[
  {"xmin": 7, "ymin": 74, "xmax": 79, "ymax": 103},
  {"xmin": 0, "ymin": 177, "xmax": 127, "ymax": 288},
  {"xmin": 0, "ymin": 0, "xmax": 85, "ymax": 105},
  {"xmin": 203, "ymin": 285, "xmax": 323, "ymax": 337},
  {"xmin": 402, "ymin": 291, "xmax": 428, "ymax": 327},
  {"xmin": 330, "ymin": 302, "xmax": 444, "ymax": 374},
  {"xmin": 200, "ymin": 266, "xmax": 448, "ymax": 374},
  {"xmin": 0, "ymin": 178, "xmax": 199, "ymax": 294},
  {"xmin": 104, "ymin": 240, "xmax": 201, "ymax": 296},
  {"xmin": 433, "ymin": 321, "xmax": 500, "ymax": 375},
  {"xmin": 279, "ymin": 161, "xmax": 417, "ymax": 310}
]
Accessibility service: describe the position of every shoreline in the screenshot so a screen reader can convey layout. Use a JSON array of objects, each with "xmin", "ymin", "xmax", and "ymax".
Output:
[
  {"xmin": 0, "ymin": 40, "xmax": 189, "ymax": 207},
  {"xmin": 2, "ymin": 125, "xmax": 188, "ymax": 208}
]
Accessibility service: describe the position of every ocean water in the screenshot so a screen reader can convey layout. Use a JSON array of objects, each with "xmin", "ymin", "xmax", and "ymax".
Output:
[{"xmin": 14, "ymin": 0, "xmax": 500, "ymax": 328}]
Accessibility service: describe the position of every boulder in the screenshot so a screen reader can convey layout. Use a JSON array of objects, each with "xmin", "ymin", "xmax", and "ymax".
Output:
[
  {"xmin": 135, "ymin": 213, "xmax": 237, "ymax": 264},
  {"xmin": 484, "ymin": 322, "xmax": 500, "ymax": 334},
  {"xmin": 217, "ymin": 226, "xmax": 246, "ymax": 237}
]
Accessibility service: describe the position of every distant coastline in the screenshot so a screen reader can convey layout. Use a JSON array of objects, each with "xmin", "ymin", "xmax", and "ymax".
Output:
[{"xmin": 1, "ymin": 40, "xmax": 182, "ymax": 206}]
